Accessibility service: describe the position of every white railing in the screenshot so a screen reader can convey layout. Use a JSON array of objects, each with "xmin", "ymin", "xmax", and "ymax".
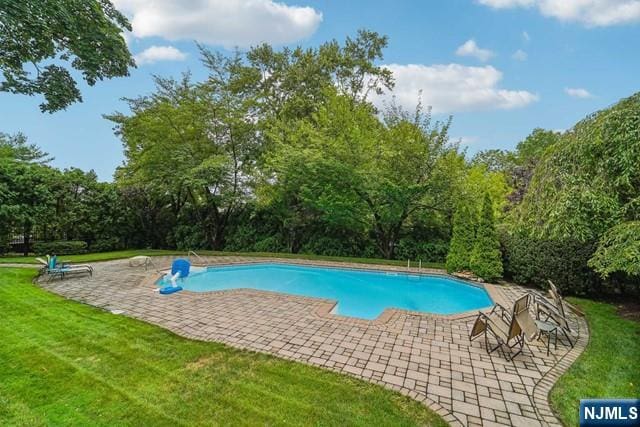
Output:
[{"xmin": 188, "ymin": 250, "xmax": 207, "ymax": 266}]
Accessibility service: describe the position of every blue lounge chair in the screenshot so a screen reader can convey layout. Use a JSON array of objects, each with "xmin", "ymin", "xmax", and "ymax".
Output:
[{"xmin": 37, "ymin": 255, "xmax": 93, "ymax": 281}]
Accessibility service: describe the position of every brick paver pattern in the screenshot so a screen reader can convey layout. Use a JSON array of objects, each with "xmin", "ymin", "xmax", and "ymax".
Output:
[{"xmin": 39, "ymin": 256, "xmax": 588, "ymax": 427}]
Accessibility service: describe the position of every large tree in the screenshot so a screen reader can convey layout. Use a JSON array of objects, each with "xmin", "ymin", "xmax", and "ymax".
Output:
[
  {"xmin": 265, "ymin": 93, "xmax": 455, "ymax": 259},
  {"xmin": 513, "ymin": 93, "xmax": 640, "ymax": 242},
  {"xmin": 0, "ymin": 0, "xmax": 134, "ymax": 112},
  {"xmin": 108, "ymin": 60, "xmax": 259, "ymax": 249},
  {"xmin": 0, "ymin": 133, "xmax": 55, "ymax": 254}
]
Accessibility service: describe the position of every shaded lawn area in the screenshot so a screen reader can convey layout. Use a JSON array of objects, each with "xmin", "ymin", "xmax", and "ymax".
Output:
[
  {"xmin": 550, "ymin": 298, "xmax": 640, "ymax": 426},
  {"xmin": 0, "ymin": 268, "xmax": 445, "ymax": 426},
  {"xmin": 0, "ymin": 249, "xmax": 445, "ymax": 269}
]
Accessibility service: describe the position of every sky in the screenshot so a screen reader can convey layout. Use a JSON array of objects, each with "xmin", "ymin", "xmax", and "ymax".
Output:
[{"xmin": 1, "ymin": 0, "xmax": 639, "ymax": 181}]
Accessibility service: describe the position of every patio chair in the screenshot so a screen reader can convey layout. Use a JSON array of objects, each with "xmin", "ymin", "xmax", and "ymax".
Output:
[
  {"xmin": 534, "ymin": 280, "xmax": 576, "ymax": 347},
  {"xmin": 38, "ymin": 255, "xmax": 93, "ymax": 281},
  {"xmin": 469, "ymin": 294, "xmax": 531, "ymax": 360}
]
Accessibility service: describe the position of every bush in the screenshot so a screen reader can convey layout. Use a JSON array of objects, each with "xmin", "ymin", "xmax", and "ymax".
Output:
[
  {"xmin": 90, "ymin": 237, "xmax": 123, "ymax": 253},
  {"xmin": 300, "ymin": 235, "xmax": 370, "ymax": 257},
  {"xmin": 224, "ymin": 224, "xmax": 259, "ymax": 252},
  {"xmin": 33, "ymin": 240, "xmax": 88, "ymax": 255},
  {"xmin": 172, "ymin": 225, "xmax": 208, "ymax": 251},
  {"xmin": 501, "ymin": 232, "xmax": 600, "ymax": 295},
  {"xmin": 0, "ymin": 232, "xmax": 9, "ymax": 255},
  {"xmin": 395, "ymin": 238, "xmax": 448, "ymax": 263},
  {"xmin": 253, "ymin": 236, "xmax": 284, "ymax": 253}
]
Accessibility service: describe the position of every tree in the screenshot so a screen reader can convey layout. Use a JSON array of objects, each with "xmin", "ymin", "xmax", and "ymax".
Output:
[
  {"xmin": 470, "ymin": 193, "xmax": 503, "ymax": 281},
  {"xmin": 445, "ymin": 204, "xmax": 476, "ymax": 273},
  {"xmin": 512, "ymin": 93, "xmax": 640, "ymax": 242},
  {"xmin": 588, "ymin": 221, "xmax": 640, "ymax": 278},
  {"xmin": 265, "ymin": 93, "xmax": 455, "ymax": 259},
  {"xmin": 246, "ymin": 29, "xmax": 393, "ymax": 123},
  {"xmin": 0, "ymin": 0, "xmax": 134, "ymax": 112},
  {"xmin": 0, "ymin": 133, "xmax": 55, "ymax": 255},
  {"xmin": 108, "ymin": 60, "xmax": 259, "ymax": 249}
]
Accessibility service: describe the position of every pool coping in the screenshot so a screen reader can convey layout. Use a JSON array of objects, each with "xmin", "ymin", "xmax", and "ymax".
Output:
[{"xmin": 142, "ymin": 259, "xmax": 506, "ymax": 326}]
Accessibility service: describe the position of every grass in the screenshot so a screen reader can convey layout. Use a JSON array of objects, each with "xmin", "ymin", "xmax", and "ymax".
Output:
[
  {"xmin": 550, "ymin": 297, "xmax": 640, "ymax": 426},
  {"xmin": 0, "ymin": 249, "xmax": 445, "ymax": 269},
  {"xmin": 0, "ymin": 268, "xmax": 446, "ymax": 426}
]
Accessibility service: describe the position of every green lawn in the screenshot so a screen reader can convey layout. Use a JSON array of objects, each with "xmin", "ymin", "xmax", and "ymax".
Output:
[
  {"xmin": 0, "ymin": 268, "xmax": 445, "ymax": 426},
  {"xmin": 0, "ymin": 249, "xmax": 445, "ymax": 269},
  {"xmin": 550, "ymin": 298, "xmax": 640, "ymax": 426}
]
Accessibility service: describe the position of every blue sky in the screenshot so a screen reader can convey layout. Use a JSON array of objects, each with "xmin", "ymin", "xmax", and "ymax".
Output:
[{"xmin": 1, "ymin": 0, "xmax": 638, "ymax": 181}]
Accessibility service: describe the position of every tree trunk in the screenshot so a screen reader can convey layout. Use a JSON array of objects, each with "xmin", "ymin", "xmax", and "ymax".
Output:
[
  {"xmin": 23, "ymin": 223, "xmax": 31, "ymax": 256},
  {"xmin": 212, "ymin": 227, "xmax": 226, "ymax": 250}
]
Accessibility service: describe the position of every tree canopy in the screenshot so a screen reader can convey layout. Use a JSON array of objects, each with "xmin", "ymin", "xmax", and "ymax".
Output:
[
  {"xmin": 0, "ymin": 0, "xmax": 134, "ymax": 112},
  {"xmin": 2, "ymin": 28, "xmax": 638, "ymax": 296}
]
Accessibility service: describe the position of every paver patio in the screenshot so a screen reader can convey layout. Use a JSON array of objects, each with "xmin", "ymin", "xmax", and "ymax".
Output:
[{"xmin": 38, "ymin": 256, "xmax": 588, "ymax": 426}]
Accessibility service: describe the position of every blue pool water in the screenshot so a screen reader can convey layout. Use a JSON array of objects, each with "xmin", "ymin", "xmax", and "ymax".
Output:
[{"xmin": 159, "ymin": 263, "xmax": 493, "ymax": 320}]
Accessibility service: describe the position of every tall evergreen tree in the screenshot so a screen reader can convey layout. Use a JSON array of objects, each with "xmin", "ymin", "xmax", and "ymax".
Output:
[
  {"xmin": 470, "ymin": 193, "xmax": 503, "ymax": 281},
  {"xmin": 445, "ymin": 203, "xmax": 476, "ymax": 272}
]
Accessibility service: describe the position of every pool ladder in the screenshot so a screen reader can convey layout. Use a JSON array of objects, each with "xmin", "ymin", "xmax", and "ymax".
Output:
[
  {"xmin": 188, "ymin": 250, "xmax": 207, "ymax": 266},
  {"xmin": 407, "ymin": 259, "xmax": 422, "ymax": 272}
]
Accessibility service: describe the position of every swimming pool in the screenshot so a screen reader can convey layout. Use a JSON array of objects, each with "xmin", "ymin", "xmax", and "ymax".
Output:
[{"xmin": 159, "ymin": 263, "xmax": 493, "ymax": 320}]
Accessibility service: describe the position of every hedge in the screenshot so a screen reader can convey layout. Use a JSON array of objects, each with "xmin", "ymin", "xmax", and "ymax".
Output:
[
  {"xmin": 501, "ymin": 232, "xmax": 600, "ymax": 295},
  {"xmin": 33, "ymin": 240, "xmax": 88, "ymax": 255}
]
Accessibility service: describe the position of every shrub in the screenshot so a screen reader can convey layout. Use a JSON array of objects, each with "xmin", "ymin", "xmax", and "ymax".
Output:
[
  {"xmin": 395, "ymin": 238, "xmax": 449, "ymax": 263},
  {"xmin": 469, "ymin": 194, "xmax": 503, "ymax": 281},
  {"xmin": 0, "ymin": 233, "xmax": 9, "ymax": 255},
  {"xmin": 90, "ymin": 237, "xmax": 123, "ymax": 253},
  {"xmin": 224, "ymin": 224, "xmax": 259, "ymax": 252},
  {"xmin": 172, "ymin": 225, "xmax": 207, "ymax": 251},
  {"xmin": 446, "ymin": 204, "xmax": 476, "ymax": 272},
  {"xmin": 253, "ymin": 236, "xmax": 284, "ymax": 253},
  {"xmin": 33, "ymin": 240, "xmax": 88, "ymax": 255},
  {"xmin": 501, "ymin": 232, "xmax": 600, "ymax": 295}
]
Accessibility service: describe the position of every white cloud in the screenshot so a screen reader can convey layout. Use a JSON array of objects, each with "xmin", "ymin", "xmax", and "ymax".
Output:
[
  {"xmin": 373, "ymin": 63, "xmax": 538, "ymax": 114},
  {"xmin": 522, "ymin": 30, "xmax": 531, "ymax": 41},
  {"xmin": 455, "ymin": 39, "xmax": 495, "ymax": 62},
  {"xmin": 512, "ymin": 49, "xmax": 528, "ymax": 61},
  {"xmin": 134, "ymin": 45, "xmax": 188, "ymax": 65},
  {"xmin": 113, "ymin": 0, "xmax": 323, "ymax": 47},
  {"xmin": 565, "ymin": 87, "xmax": 594, "ymax": 98},
  {"xmin": 477, "ymin": 0, "xmax": 640, "ymax": 27}
]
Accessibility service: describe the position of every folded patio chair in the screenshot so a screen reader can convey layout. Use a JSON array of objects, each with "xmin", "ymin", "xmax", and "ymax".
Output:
[
  {"xmin": 469, "ymin": 294, "xmax": 530, "ymax": 360},
  {"xmin": 513, "ymin": 294, "xmax": 538, "ymax": 341},
  {"xmin": 534, "ymin": 280, "xmax": 576, "ymax": 347}
]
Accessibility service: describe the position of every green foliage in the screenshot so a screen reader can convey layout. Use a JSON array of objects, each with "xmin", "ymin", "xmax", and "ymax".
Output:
[
  {"xmin": 469, "ymin": 193, "xmax": 503, "ymax": 281},
  {"xmin": 395, "ymin": 238, "xmax": 449, "ymax": 263},
  {"xmin": 513, "ymin": 93, "xmax": 640, "ymax": 241},
  {"xmin": 89, "ymin": 237, "xmax": 123, "ymax": 253},
  {"xmin": 588, "ymin": 221, "xmax": 640, "ymax": 278},
  {"xmin": 0, "ymin": 0, "xmax": 134, "ymax": 112},
  {"xmin": 33, "ymin": 240, "xmax": 87, "ymax": 255},
  {"xmin": 501, "ymin": 232, "xmax": 600, "ymax": 295},
  {"xmin": 515, "ymin": 128, "xmax": 559, "ymax": 163},
  {"xmin": 107, "ymin": 64, "xmax": 258, "ymax": 250},
  {"xmin": 0, "ymin": 133, "xmax": 55, "ymax": 255},
  {"xmin": 503, "ymin": 93, "xmax": 640, "ymax": 294},
  {"xmin": 265, "ymin": 92, "xmax": 456, "ymax": 259},
  {"xmin": 445, "ymin": 204, "xmax": 476, "ymax": 272}
]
